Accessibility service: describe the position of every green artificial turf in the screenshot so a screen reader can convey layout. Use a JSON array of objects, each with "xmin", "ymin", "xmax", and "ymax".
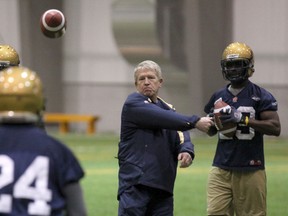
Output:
[{"xmin": 52, "ymin": 133, "xmax": 288, "ymax": 215}]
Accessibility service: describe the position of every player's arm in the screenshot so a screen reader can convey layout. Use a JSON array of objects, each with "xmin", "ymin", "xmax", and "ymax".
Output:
[
  {"xmin": 63, "ymin": 182, "xmax": 87, "ymax": 216},
  {"xmin": 248, "ymin": 110, "xmax": 281, "ymax": 136}
]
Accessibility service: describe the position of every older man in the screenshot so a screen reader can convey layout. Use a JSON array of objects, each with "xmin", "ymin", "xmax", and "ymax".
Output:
[{"xmin": 117, "ymin": 60, "xmax": 213, "ymax": 216}]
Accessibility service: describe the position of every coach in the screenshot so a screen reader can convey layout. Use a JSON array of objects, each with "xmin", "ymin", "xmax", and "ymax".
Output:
[{"xmin": 117, "ymin": 60, "xmax": 213, "ymax": 216}]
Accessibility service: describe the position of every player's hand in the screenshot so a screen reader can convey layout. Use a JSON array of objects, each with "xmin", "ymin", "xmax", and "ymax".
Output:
[
  {"xmin": 195, "ymin": 117, "xmax": 214, "ymax": 133},
  {"xmin": 206, "ymin": 108, "xmax": 214, "ymax": 118},
  {"xmin": 207, "ymin": 112, "xmax": 214, "ymax": 118},
  {"xmin": 178, "ymin": 152, "xmax": 193, "ymax": 168},
  {"xmin": 207, "ymin": 125, "xmax": 218, "ymax": 136},
  {"xmin": 205, "ymin": 112, "xmax": 217, "ymax": 136},
  {"xmin": 220, "ymin": 106, "xmax": 242, "ymax": 123}
]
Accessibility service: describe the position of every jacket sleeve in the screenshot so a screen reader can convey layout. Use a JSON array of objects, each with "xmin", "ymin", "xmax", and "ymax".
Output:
[
  {"xmin": 123, "ymin": 93, "xmax": 200, "ymax": 131},
  {"xmin": 177, "ymin": 130, "xmax": 195, "ymax": 159}
]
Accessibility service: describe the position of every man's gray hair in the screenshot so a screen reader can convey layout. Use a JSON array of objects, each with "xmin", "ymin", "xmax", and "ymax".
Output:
[{"xmin": 134, "ymin": 60, "xmax": 162, "ymax": 82}]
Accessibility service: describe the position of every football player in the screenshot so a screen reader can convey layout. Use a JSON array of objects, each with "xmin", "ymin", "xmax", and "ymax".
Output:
[
  {"xmin": 0, "ymin": 44, "xmax": 47, "ymax": 129},
  {"xmin": 204, "ymin": 42, "xmax": 281, "ymax": 215},
  {"xmin": 0, "ymin": 66, "xmax": 87, "ymax": 215},
  {"xmin": 0, "ymin": 44, "xmax": 20, "ymax": 70}
]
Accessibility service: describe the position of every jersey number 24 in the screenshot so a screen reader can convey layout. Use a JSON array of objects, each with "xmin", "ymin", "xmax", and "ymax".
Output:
[{"xmin": 0, "ymin": 155, "xmax": 52, "ymax": 215}]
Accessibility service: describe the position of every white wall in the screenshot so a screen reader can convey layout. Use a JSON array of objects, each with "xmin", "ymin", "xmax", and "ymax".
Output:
[
  {"xmin": 63, "ymin": 0, "xmax": 132, "ymax": 134},
  {"xmin": 0, "ymin": 0, "xmax": 21, "ymax": 58}
]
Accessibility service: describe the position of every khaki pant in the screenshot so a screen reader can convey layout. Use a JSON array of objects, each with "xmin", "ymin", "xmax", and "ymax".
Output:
[{"xmin": 207, "ymin": 167, "xmax": 266, "ymax": 216}]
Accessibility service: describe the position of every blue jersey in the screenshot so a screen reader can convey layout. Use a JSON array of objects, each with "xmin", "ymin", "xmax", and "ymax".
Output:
[
  {"xmin": 0, "ymin": 124, "xmax": 84, "ymax": 216},
  {"xmin": 204, "ymin": 81, "xmax": 278, "ymax": 171},
  {"xmin": 118, "ymin": 92, "xmax": 199, "ymax": 197}
]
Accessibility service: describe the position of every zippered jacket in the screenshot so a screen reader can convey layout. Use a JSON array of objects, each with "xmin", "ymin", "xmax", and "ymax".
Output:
[{"xmin": 117, "ymin": 92, "xmax": 200, "ymax": 198}]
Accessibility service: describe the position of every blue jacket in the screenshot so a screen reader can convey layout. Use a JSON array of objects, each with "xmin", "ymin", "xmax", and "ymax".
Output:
[{"xmin": 117, "ymin": 92, "xmax": 200, "ymax": 197}]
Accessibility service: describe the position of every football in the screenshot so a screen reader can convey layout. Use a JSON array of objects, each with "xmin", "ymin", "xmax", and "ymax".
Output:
[
  {"xmin": 40, "ymin": 9, "xmax": 66, "ymax": 39},
  {"xmin": 213, "ymin": 98, "xmax": 237, "ymax": 137}
]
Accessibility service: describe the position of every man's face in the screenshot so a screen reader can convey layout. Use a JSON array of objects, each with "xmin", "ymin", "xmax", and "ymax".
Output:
[{"xmin": 135, "ymin": 69, "xmax": 163, "ymax": 102}]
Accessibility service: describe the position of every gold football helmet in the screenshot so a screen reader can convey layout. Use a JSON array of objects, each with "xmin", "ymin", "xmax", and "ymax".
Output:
[
  {"xmin": 221, "ymin": 42, "xmax": 254, "ymax": 83},
  {"xmin": 0, "ymin": 66, "xmax": 44, "ymax": 123},
  {"xmin": 0, "ymin": 45, "xmax": 20, "ymax": 71}
]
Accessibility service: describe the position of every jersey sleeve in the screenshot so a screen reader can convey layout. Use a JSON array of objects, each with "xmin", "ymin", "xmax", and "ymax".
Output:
[
  {"xmin": 61, "ymin": 149, "xmax": 85, "ymax": 184},
  {"xmin": 50, "ymin": 139, "xmax": 85, "ymax": 187},
  {"xmin": 204, "ymin": 94, "xmax": 217, "ymax": 114},
  {"xmin": 258, "ymin": 88, "xmax": 278, "ymax": 112}
]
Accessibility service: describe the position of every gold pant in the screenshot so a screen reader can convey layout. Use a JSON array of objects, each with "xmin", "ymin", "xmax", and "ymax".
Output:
[{"xmin": 207, "ymin": 167, "xmax": 266, "ymax": 216}]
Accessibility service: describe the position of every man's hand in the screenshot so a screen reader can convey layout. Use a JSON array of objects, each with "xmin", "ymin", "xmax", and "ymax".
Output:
[
  {"xmin": 178, "ymin": 152, "xmax": 193, "ymax": 168},
  {"xmin": 220, "ymin": 106, "xmax": 243, "ymax": 124},
  {"xmin": 195, "ymin": 117, "xmax": 214, "ymax": 133}
]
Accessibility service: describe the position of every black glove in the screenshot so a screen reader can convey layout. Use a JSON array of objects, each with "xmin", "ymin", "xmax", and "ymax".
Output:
[
  {"xmin": 206, "ymin": 109, "xmax": 217, "ymax": 136},
  {"xmin": 207, "ymin": 125, "xmax": 218, "ymax": 136},
  {"xmin": 206, "ymin": 108, "xmax": 214, "ymax": 118},
  {"xmin": 219, "ymin": 106, "xmax": 243, "ymax": 124},
  {"xmin": 207, "ymin": 112, "xmax": 214, "ymax": 118}
]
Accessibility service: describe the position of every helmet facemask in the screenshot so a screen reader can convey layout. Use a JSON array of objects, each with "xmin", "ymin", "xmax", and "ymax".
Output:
[
  {"xmin": 221, "ymin": 42, "xmax": 255, "ymax": 85},
  {"xmin": 221, "ymin": 58, "xmax": 252, "ymax": 83}
]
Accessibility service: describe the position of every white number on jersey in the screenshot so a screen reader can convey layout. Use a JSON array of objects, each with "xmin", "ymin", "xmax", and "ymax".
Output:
[
  {"xmin": 0, "ymin": 155, "xmax": 52, "ymax": 215},
  {"xmin": 219, "ymin": 106, "xmax": 256, "ymax": 140}
]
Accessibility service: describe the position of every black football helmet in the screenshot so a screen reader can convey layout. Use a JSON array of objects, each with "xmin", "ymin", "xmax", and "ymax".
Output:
[{"xmin": 221, "ymin": 42, "xmax": 254, "ymax": 83}]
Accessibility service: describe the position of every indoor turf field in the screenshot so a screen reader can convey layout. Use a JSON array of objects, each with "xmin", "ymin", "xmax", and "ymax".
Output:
[{"xmin": 52, "ymin": 133, "xmax": 288, "ymax": 215}]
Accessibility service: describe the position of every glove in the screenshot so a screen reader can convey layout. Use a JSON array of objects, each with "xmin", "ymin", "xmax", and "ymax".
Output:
[
  {"xmin": 206, "ymin": 108, "xmax": 214, "ymax": 118},
  {"xmin": 207, "ymin": 112, "xmax": 214, "ymax": 118},
  {"xmin": 219, "ymin": 106, "xmax": 243, "ymax": 124},
  {"xmin": 206, "ymin": 110, "xmax": 217, "ymax": 136}
]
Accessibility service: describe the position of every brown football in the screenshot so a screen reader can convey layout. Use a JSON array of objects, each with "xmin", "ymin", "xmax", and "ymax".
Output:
[
  {"xmin": 213, "ymin": 99, "xmax": 237, "ymax": 137},
  {"xmin": 40, "ymin": 9, "xmax": 66, "ymax": 39}
]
